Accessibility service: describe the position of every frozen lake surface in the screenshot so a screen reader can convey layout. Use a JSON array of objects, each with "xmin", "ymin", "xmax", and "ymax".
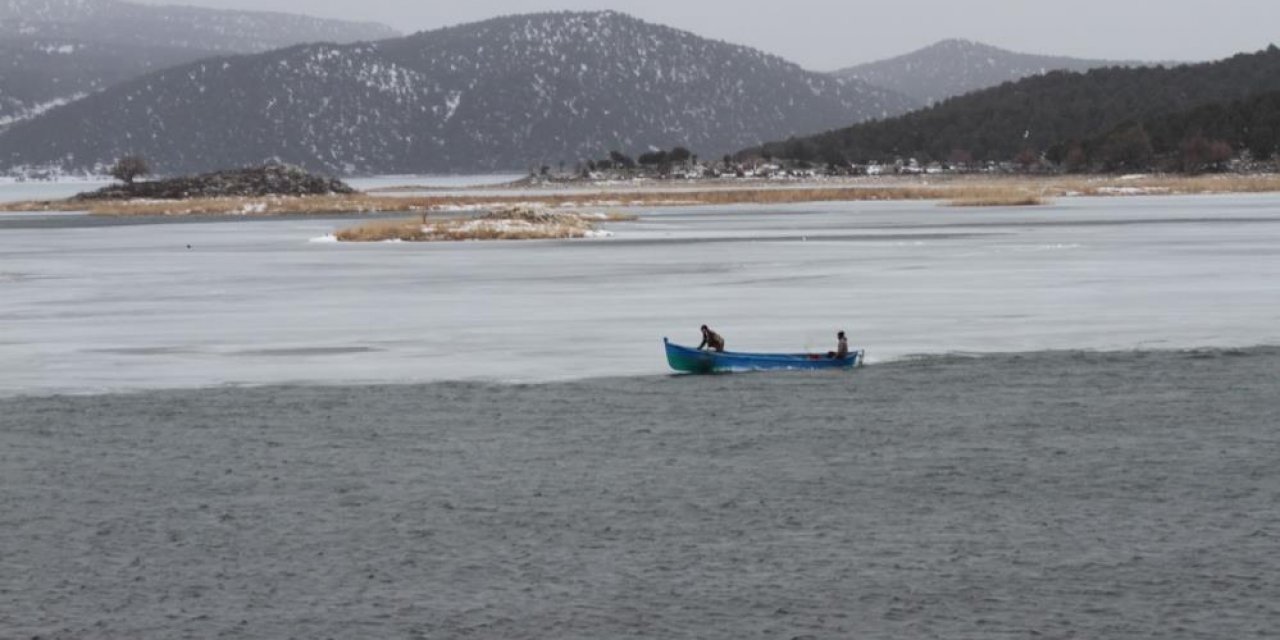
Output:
[
  {"xmin": 0, "ymin": 174, "xmax": 523, "ymax": 205},
  {"xmin": 0, "ymin": 177, "xmax": 113, "ymax": 203},
  {"xmin": 345, "ymin": 173, "xmax": 525, "ymax": 192},
  {"xmin": 2, "ymin": 194, "xmax": 1279, "ymax": 395}
]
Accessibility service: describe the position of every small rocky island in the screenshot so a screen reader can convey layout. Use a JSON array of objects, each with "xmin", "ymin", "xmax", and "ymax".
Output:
[
  {"xmin": 332, "ymin": 206, "xmax": 632, "ymax": 242},
  {"xmin": 74, "ymin": 164, "xmax": 355, "ymax": 201}
]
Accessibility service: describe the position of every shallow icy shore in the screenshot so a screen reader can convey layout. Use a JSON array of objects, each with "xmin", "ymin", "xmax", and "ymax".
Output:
[
  {"xmin": 4, "ymin": 194, "xmax": 1280, "ymax": 396},
  {"xmin": 3, "ymin": 347, "xmax": 1279, "ymax": 638}
]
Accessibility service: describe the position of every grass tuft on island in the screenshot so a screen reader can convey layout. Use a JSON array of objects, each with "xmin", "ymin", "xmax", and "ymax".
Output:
[{"xmin": 334, "ymin": 207, "xmax": 636, "ymax": 242}]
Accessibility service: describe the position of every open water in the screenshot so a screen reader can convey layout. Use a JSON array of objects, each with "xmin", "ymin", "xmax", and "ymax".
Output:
[
  {"xmin": 2, "ymin": 348, "xmax": 1278, "ymax": 638},
  {"xmin": 2, "ymin": 194, "xmax": 1279, "ymax": 637}
]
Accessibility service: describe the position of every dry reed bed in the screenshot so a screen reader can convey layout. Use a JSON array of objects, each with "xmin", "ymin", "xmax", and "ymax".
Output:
[
  {"xmin": 0, "ymin": 186, "xmax": 1001, "ymax": 215},
  {"xmin": 948, "ymin": 192, "xmax": 1047, "ymax": 207},
  {"xmin": 4, "ymin": 174, "xmax": 1279, "ymax": 216},
  {"xmin": 335, "ymin": 208, "xmax": 634, "ymax": 242},
  {"xmin": 1041, "ymin": 174, "xmax": 1280, "ymax": 196}
]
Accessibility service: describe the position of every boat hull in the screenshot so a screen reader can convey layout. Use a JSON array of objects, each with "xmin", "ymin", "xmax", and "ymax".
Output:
[{"xmin": 664, "ymin": 338, "xmax": 863, "ymax": 373}]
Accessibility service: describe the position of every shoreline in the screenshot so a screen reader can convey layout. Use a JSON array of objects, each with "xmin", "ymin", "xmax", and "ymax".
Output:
[
  {"xmin": 4, "ymin": 172, "xmax": 1280, "ymax": 216},
  {"xmin": 4, "ymin": 344, "xmax": 1274, "ymax": 401}
]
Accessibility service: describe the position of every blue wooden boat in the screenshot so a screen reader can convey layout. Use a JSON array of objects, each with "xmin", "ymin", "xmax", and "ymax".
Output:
[{"xmin": 664, "ymin": 337, "xmax": 864, "ymax": 374}]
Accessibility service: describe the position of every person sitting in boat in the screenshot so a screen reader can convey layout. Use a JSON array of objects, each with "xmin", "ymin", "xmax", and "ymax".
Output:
[
  {"xmin": 828, "ymin": 330, "xmax": 849, "ymax": 359},
  {"xmin": 698, "ymin": 324, "xmax": 725, "ymax": 352}
]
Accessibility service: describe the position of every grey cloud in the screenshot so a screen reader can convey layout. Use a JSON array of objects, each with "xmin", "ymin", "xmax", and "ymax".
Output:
[{"xmin": 134, "ymin": 0, "xmax": 1280, "ymax": 69}]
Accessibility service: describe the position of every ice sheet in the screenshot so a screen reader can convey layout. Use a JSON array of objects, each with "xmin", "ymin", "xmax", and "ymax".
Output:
[
  {"xmin": 0, "ymin": 174, "xmax": 522, "ymax": 205},
  {"xmin": 0, "ymin": 178, "xmax": 112, "ymax": 204},
  {"xmin": 2, "ymin": 194, "xmax": 1278, "ymax": 395}
]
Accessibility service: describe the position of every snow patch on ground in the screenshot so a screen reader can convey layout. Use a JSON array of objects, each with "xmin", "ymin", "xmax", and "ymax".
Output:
[
  {"xmin": 1095, "ymin": 186, "xmax": 1172, "ymax": 196},
  {"xmin": 0, "ymin": 92, "xmax": 90, "ymax": 128}
]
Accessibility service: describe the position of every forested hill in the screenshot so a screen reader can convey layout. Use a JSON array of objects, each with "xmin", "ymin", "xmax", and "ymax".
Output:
[
  {"xmin": 831, "ymin": 39, "xmax": 1143, "ymax": 105},
  {"xmin": 1078, "ymin": 90, "xmax": 1280, "ymax": 172},
  {"xmin": 751, "ymin": 45, "xmax": 1280, "ymax": 169},
  {"xmin": 0, "ymin": 11, "xmax": 916, "ymax": 176}
]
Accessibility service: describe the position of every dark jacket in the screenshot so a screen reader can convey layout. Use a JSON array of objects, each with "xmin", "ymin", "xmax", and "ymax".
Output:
[{"xmin": 698, "ymin": 329, "xmax": 725, "ymax": 352}]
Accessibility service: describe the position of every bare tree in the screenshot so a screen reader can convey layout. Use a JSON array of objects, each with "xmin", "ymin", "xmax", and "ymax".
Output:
[
  {"xmin": 948, "ymin": 148, "xmax": 974, "ymax": 171},
  {"xmin": 1015, "ymin": 148, "xmax": 1039, "ymax": 172},
  {"xmin": 110, "ymin": 155, "xmax": 150, "ymax": 184},
  {"xmin": 1098, "ymin": 124, "xmax": 1154, "ymax": 173},
  {"xmin": 1064, "ymin": 142, "xmax": 1089, "ymax": 173},
  {"xmin": 1208, "ymin": 140, "xmax": 1234, "ymax": 170}
]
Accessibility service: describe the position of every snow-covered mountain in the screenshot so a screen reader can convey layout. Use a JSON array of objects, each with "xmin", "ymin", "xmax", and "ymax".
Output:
[
  {"xmin": 0, "ymin": 38, "xmax": 216, "ymax": 128},
  {"xmin": 0, "ymin": 11, "xmax": 919, "ymax": 176},
  {"xmin": 0, "ymin": 0, "xmax": 397, "ymax": 52},
  {"xmin": 0, "ymin": 0, "xmax": 399, "ymax": 129},
  {"xmin": 833, "ymin": 39, "xmax": 1148, "ymax": 105}
]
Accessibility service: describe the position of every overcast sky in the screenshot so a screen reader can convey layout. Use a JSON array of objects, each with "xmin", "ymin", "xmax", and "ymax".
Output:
[{"xmin": 144, "ymin": 0, "xmax": 1278, "ymax": 70}]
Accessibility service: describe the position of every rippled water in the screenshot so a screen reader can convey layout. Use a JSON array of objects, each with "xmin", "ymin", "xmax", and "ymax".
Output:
[{"xmin": 3, "ymin": 348, "xmax": 1278, "ymax": 638}]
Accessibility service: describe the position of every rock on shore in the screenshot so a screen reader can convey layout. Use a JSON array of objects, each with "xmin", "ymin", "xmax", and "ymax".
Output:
[{"xmin": 74, "ymin": 165, "xmax": 355, "ymax": 200}]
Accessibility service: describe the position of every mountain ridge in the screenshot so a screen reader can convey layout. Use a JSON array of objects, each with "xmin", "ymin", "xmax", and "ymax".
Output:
[
  {"xmin": 0, "ymin": 0, "xmax": 398, "ymax": 52},
  {"xmin": 832, "ymin": 38, "xmax": 1150, "ymax": 104},
  {"xmin": 0, "ymin": 10, "xmax": 919, "ymax": 176},
  {"xmin": 0, "ymin": 0, "xmax": 400, "ymax": 129}
]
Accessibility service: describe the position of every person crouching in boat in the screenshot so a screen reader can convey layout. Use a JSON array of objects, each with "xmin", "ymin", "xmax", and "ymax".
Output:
[
  {"xmin": 698, "ymin": 325, "xmax": 725, "ymax": 352},
  {"xmin": 827, "ymin": 330, "xmax": 849, "ymax": 359}
]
